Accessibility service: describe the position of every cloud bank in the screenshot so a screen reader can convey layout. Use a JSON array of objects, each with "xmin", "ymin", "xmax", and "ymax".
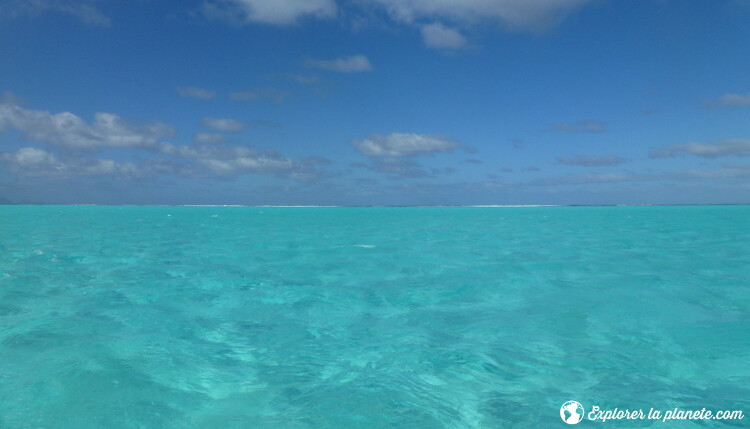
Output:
[
  {"xmin": 306, "ymin": 55, "xmax": 373, "ymax": 73},
  {"xmin": 0, "ymin": 0, "xmax": 110, "ymax": 26},
  {"xmin": 420, "ymin": 23, "xmax": 467, "ymax": 49},
  {"xmin": 202, "ymin": 117, "xmax": 246, "ymax": 133},
  {"xmin": 0, "ymin": 104, "xmax": 175, "ymax": 150},
  {"xmin": 205, "ymin": 0, "xmax": 336, "ymax": 25},
  {"xmin": 704, "ymin": 92, "xmax": 750, "ymax": 108},
  {"xmin": 651, "ymin": 139, "xmax": 750, "ymax": 158},
  {"xmin": 369, "ymin": 0, "xmax": 589, "ymax": 31},
  {"xmin": 0, "ymin": 147, "xmax": 138, "ymax": 177},
  {"xmin": 0, "ymin": 100, "xmax": 317, "ymax": 180},
  {"xmin": 351, "ymin": 133, "xmax": 460, "ymax": 157}
]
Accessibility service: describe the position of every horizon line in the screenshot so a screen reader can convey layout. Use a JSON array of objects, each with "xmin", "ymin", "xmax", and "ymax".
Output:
[{"xmin": 1, "ymin": 203, "xmax": 750, "ymax": 208}]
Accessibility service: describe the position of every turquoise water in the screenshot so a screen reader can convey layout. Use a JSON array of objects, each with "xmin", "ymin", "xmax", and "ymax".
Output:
[{"xmin": 0, "ymin": 206, "xmax": 749, "ymax": 428}]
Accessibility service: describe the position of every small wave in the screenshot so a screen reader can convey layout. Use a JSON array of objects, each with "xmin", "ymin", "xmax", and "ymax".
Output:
[{"xmin": 354, "ymin": 244, "xmax": 376, "ymax": 248}]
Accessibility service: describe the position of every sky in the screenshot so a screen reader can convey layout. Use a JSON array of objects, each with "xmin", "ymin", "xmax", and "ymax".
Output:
[{"xmin": 1, "ymin": 0, "xmax": 750, "ymax": 205}]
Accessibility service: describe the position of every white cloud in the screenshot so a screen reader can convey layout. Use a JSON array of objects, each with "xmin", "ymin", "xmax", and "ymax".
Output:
[
  {"xmin": 201, "ymin": 117, "xmax": 246, "ymax": 133},
  {"xmin": 199, "ymin": 0, "xmax": 590, "ymax": 53},
  {"xmin": 204, "ymin": 0, "xmax": 336, "ymax": 25},
  {"xmin": 706, "ymin": 92, "xmax": 750, "ymax": 108},
  {"xmin": 351, "ymin": 133, "xmax": 460, "ymax": 157},
  {"xmin": 0, "ymin": 147, "xmax": 61, "ymax": 169},
  {"xmin": 176, "ymin": 87, "xmax": 217, "ymax": 99},
  {"xmin": 651, "ymin": 139, "xmax": 750, "ymax": 158},
  {"xmin": 0, "ymin": 0, "xmax": 110, "ymax": 26},
  {"xmin": 420, "ymin": 23, "xmax": 467, "ymax": 49},
  {"xmin": 200, "ymin": 0, "xmax": 590, "ymax": 52},
  {"xmin": 353, "ymin": 157, "xmax": 456, "ymax": 179},
  {"xmin": 369, "ymin": 0, "xmax": 589, "ymax": 31},
  {"xmin": 1, "ymin": 141, "xmax": 299, "ymax": 178},
  {"xmin": 0, "ymin": 104, "xmax": 175, "ymax": 150},
  {"xmin": 193, "ymin": 133, "xmax": 226, "ymax": 144},
  {"xmin": 0, "ymin": 147, "xmax": 138, "ymax": 177},
  {"xmin": 0, "ymin": 99, "xmax": 323, "ymax": 180},
  {"xmin": 159, "ymin": 141, "xmax": 295, "ymax": 174},
  {"xmin": 306, "ymin": 55, "xmax": 373, "ymax": 73},
  {"xmin": 200, "ymin": 155, "xmax": 294, "ymax": 174}
]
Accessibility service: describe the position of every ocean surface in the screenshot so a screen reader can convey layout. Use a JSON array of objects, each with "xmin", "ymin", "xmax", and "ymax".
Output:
[{"xmin": 0, "ymin": 205, "xmax": 749, "ymax": 428}]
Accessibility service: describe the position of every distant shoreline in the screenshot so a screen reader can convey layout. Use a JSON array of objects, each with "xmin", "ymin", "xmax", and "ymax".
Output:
[{"xmin": 1, "ymin": 204, "xmax": 749, "ymax": 208}]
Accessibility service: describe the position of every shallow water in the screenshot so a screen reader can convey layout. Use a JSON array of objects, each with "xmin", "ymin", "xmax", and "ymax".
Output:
[{"xmin": 0, "ymin": 206, "xmax": 748, "ymax": 428}]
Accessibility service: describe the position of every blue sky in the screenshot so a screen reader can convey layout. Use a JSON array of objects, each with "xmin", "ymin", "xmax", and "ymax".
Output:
[{"xmin": 1, "ymin": 0, "xmax": 750, "ymax": 205}]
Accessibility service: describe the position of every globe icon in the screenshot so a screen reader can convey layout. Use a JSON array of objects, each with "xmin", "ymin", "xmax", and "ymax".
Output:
[{"xmin": 560, "ymin": 401, "xmax": 584, "ymax": 424}]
